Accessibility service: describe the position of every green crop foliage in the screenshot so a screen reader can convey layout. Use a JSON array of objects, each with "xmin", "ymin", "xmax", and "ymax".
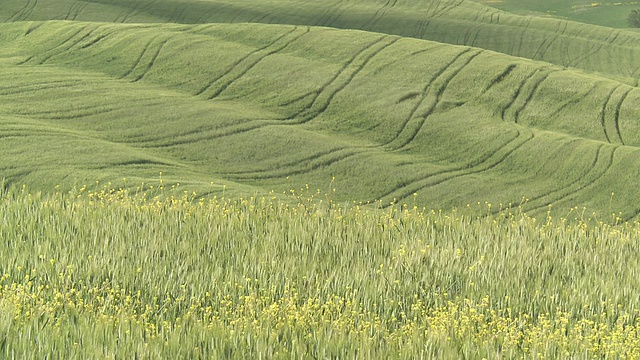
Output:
[
  {"xmin": 1, "ymin": 1, "xmax": 640, "ymax": 357},
  {"xmin": 0, "ymin": 186, "xmax": 639, "ymax": 358}
]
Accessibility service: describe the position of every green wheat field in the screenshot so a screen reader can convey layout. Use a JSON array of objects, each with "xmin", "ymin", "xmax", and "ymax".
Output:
[{"xmin": 2, "ymin": 0, "xmax": 640, "ymax": 358}]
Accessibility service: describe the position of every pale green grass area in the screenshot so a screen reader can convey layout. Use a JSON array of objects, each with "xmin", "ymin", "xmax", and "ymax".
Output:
[
  {"xmin": 0, "ymin": 189, "xmax": 640, "ymax": 358},
  {"xmin": 476, "ymin": 0, "xmax": 640, "ymax": 28}
]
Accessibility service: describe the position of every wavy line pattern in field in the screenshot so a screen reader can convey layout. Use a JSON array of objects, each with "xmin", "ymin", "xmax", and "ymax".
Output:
[
  {"xmin": 500, "ymin": 67, "xmax": 552, "ymax": 122},
  {"xmin": 24, "ymin": 25, "xmax": 107, "ymax": 65},
  {"xmin": 6, "ymin": 0, "xmax": 38, "ymax": 22},
  {"xmin": 516, "ymin": 143, "xmax": 607, "ymax": 214},
  {"xmin": 386, "ymin": 49, "xmax": 483, "ymax": 150},
  {"xmin": 197, "ymin": 26, "xmax": 306, "ymax": 98},
  {"xmin": 363, "ymin": 125, "xmax": 533, "ymax": 205},
  {"xmin": 286, "ymin": 36, "xmax": 399, "ymax": 125},
  {"xmin": 511, "ymin": 69, "xmax": 558, "ymax": 124},
  {"xmin": 523, "ymin": 145, "xmax": 620, "ymax": 215}
]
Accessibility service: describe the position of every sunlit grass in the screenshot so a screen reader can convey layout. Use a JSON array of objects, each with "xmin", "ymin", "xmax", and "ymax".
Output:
[{"xmin": 1, "ymin": 182, "xmax": 640, "ymax": 357}]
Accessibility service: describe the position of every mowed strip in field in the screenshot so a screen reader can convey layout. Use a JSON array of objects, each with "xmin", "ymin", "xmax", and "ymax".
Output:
[
  {"xmin": 3, "ymin": 0, "xmax": 640, "ymax": 86},
  {"xmin": 1, "ymin": 21, "xmax": 640, "ymax": 219}
]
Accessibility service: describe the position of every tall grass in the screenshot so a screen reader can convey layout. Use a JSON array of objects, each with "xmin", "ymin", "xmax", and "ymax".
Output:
[{"xmin": 1, "ymin": 183, "xmax": 640, "ymax": 358}]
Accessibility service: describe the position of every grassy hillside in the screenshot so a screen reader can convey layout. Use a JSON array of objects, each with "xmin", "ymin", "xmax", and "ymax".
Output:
[
  {"xmin": 1, "ymin": 20, "xmax": 640, "ymax": 219},
  {"xmin": 3, "ymin": 0, "xmax": 640, "ymax": 86},
  {"xmin": 477, "ymin": 0, "xmax": 640, "ymax": 28}
]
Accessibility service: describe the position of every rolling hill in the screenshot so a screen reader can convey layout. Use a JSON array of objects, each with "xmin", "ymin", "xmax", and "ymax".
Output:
[{"xmin": 0, "ymin": 0, "xmax": 639, "ymax": 219}]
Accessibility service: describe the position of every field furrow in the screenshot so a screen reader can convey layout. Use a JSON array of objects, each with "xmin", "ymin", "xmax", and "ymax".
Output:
[
  {"xmin": 288, "ymin": 36, "xmax": 399, "ymax": 124},
  {"xmin": 524, "ymin": 145, "xmax": 619, "ymax": 215},
  {"xmin": 195, "ymin": 26, "xmax": 303, "ymax": 97},
  {"xmin": 500, "ymin": 67, "xmax": 549, "ymax": 122},
  {"xmin": 383, "ymin": 47, "xmax": 473, "ymax": 148},
  {"xmin": 391, "ymin": 49, "xmax": 484, "ymax": 150},
  {"xmin": 512, "ymin": 69, "xmax": 557, "ymax": 124},
  {"xmin": 132, "ymin": 38, "xmax": 170, "ymax": 82}
]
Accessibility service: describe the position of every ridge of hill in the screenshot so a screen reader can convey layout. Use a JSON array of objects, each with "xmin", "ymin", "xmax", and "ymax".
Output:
[
  {"xmin": 2, "ymin": 0, "xmax": 640, "ymax": 86},
  {"xmin": 2, "ymin": 20, "xmax": 640, "ymax": 219}
]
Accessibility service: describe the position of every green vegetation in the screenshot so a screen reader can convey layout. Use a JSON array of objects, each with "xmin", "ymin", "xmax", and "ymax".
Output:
[
  {"xmin": 1, "ymin": 19, "xmax": 640, "ymax": 219},
  {"xmin": 1, "ymin": 1, "xmax": 640, "ymax": 356},
  {"xmin": 629, "ymin": 8, "xmax": 640, "ymax": 27},
  {"xmin": 477, "ymin": 0, "xmax": 640, "ymax": 28},
  {"xmin": 1, "ymin": 187, "xmax": 640, "ymax": 358}
]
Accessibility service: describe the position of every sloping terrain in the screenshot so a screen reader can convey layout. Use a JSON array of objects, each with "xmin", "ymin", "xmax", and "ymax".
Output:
[
  {"xmin": 3, "ymin": 0, "xmax": 640, "ymax": 85},
  {"xmin": 1, "ymin": 18, "xmax": 640, "ymax": 219}
]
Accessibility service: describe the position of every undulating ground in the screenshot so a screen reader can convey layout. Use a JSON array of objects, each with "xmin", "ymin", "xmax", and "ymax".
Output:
[{"xmin": 2, "ymin": 2, "xmax": 640, "ymax": 357}]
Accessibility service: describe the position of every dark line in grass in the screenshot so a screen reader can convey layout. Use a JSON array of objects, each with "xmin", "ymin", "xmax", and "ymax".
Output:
[
  {"xmin": 364, "ymin": 0, "xmax": 397, "ymax": 31},
  {"xmin": 206, "ymin": 27, "xmax": 310, "ymax": 99},
  {"xmin": 6, "ymin": 0, "xmax": 32, "ymax": 22},
  {"xmin": 432, "ymin": 0, "xmax": 464, "ymax": 18},
  {"xmin": 524, "ymin": 145, "xmax": 619, "ymax": 215},
  {"xmin": 383, "ymin": 48, "xmax": 472, "ymax": 147},
  {"xmin": 16, "ymin": 25, "xmax": 89, "ymax": 65},
  {"xmin": 547, "ymin": 85, "xmax": 596, "ymax": 119},
  {"xmin": 482, "ymin": 64, "xmax": 516, "ymax": 94},
  {"xmin": 120, "ymin": 35, "xmax": 162, "ymax": 79},
  {"xmin": 24, "ymin": 22, "xmax": 44, "ymax": 36},
  {"xmin": 485, "ymin": 141, "xmax": 600, "ymax": 216},
  {"xmin": 195, "ymin": 26, "xmax": 300, "ymax": 96},
  {"xmin": 613, "ymin": 87, "xmax": 631, "ymax": 146},
  {"xmin": 395, "ymin": 50, "xmax": 484, "ymax": 150},
  {"xmin": 229, "ymin": 148, "xmax": 363, "ymax": 180},
  {"xmin": 132, "ymin": 38, "xmax": 170, "ymax": 82},
  {"xmin": 500, "ymin": 67, "xmax": 547, "ymax": 122},
  {"xmin": 35, "ymin": 25, "xmax": 103, "ymax": 64},
  {"xmin": 290, "ymin": 37, "xmax": 400, "ymax": 124},
  {"xmin": 599, "ymin": 85, "xmax": 620, "ymax": 144},
  {"xmin": 376, "ymin": 127, "xmax": 535, "ymax": 207},
  {"xmin": 513, "ymin": 70, "xmax": 556, "ymax": 124}
]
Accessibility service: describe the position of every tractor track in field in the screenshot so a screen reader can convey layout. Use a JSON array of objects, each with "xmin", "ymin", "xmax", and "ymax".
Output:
[
  {"xmin": 324, "ymin": 2, "xmax": 356, "ymax": 26},
  {"xmin": 613, "ymin": 87, "xmax": 632, "ymax": 145},
  {"xmin": 132, "ymin": 38, "xmax": 171, "ymax": 82},
  {"xmin": 390, "ymin": 49, "xmax": 484, "ymax": 150},
  {"xmin": 16, "ymin": 25, "xmax": 91, "ymax": 65},
  {"xmin": 566, "ymin": 29, "xmax": 617, "ymax": 69},
  {"xmin": 7, "ymin": 0, "xmax": 38, "ymax": 22},
  {"xmin": 24, "ymin": 22, "xmax": 45, "ymax": 36},
  {"xmin": 363, "ymin": 0, "xmax": 398, "ymax": 31},
  {"xmin": 224, "ymin": 146, "xmax": 351, "ymax": 176},
  {"xmin": 119, "ymin": 35, "xmax": 163, "ymax": 79},
  {"xmin": 15, "ymin": 107, "xmax": 119, "ymax": 120},
  {"xmin": 65, "ymin": 2, "xmax": 88, "ymax": 21},
  {"xmin": 432, "ymin": 0, "xmax": 464, "ymax": 18},
  {"xmin": 372, "ymin": 126, "xmax": 535, "ymax": 207},
  {"xmin": 500, "ymin": 67, "xmax": 548, "ymax": 122},
  {"xmin": 227, "ymin": 148, "xmax": 365, "ymax": 180},
  {"xmin": 313, "ymin": 0, "xmax": 341, "ymax": 26},
  {"xmin": 30, "ymin": 25, "xmax": 107, "ymax": 65},
  {"xmin": 547, "ymin": 85, "xmax": 596, "ymax": 119},
  {"xmin": 522, "ymin": 145, "xmax": 619, "ymax": 215},
  {"xmin": 0, "ymin": 80, "xmax": 85, "ymax": 96},
  {"xmin": 195, "ymin": 26, "xmax": 303, "ymax": 97},
  {"xmin": 599, "ymin": 85, "xmax": 621, "ymax": 144},
  {"xmin": 513, "ymin": 69, "xmax": 557, "ymax": 124},
  {"xmin": 151, "ymin": 35, "xmax": 398, "ymax": 148},
  {"xmin": 286, "ymin": 36, "xmax": 399, "ymax": 124},
  {"xmin": 482, "ymin": 64, "xmax": 517, "ymax": 94},
  {"xmin": 383, "ymin": 47, "xmax": 473, "ymax": 148}
]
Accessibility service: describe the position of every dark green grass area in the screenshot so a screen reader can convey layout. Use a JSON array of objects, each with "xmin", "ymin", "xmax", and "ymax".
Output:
[
  {"xmin": 3, "ymin": 0, "xmax": 640, "ymax": 86},
  {"xmin": 477, "ymin": 0, "xmax": 640, "ymax": 29},
  {"xmin": 1, "ymin": 21, "xmax": 640, "ymax": 219}
]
